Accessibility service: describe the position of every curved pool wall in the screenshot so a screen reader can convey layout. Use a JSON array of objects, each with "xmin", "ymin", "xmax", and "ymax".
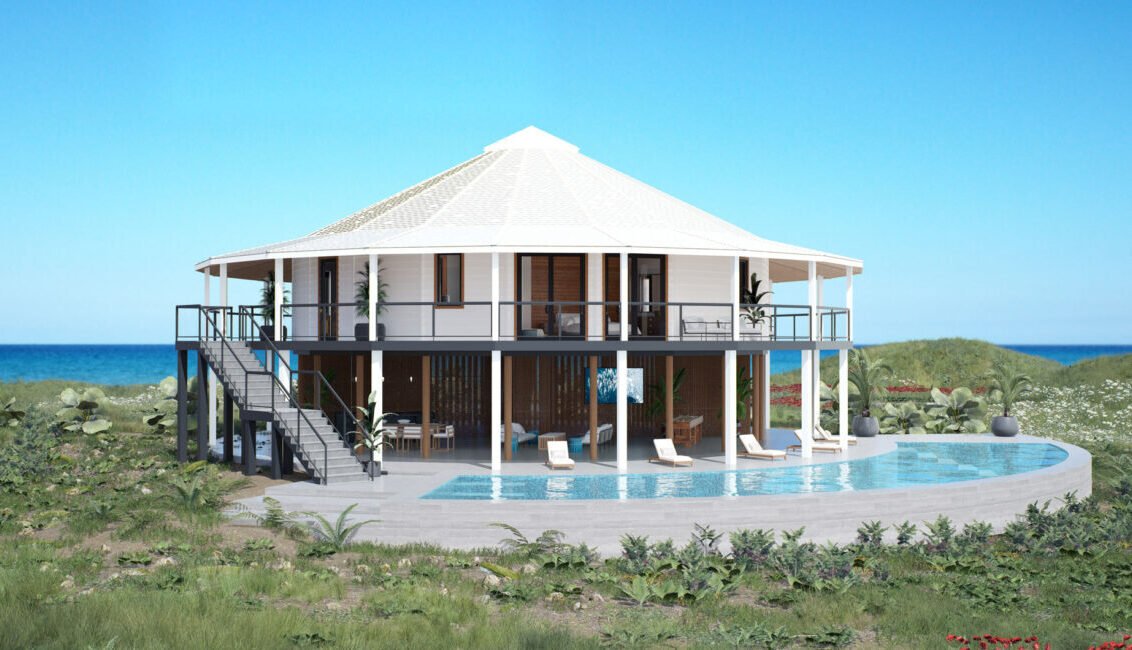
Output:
[
  {"xmin": 235, "ymin": 435, "xmax": 1092, "ymax": 554},
  {"xmin": 422, "ymin": 442, "xmax": 1070, "ymax": 501}
]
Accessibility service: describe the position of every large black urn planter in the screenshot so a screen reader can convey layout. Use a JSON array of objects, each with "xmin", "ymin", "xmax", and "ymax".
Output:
[
  {"xmin": 354, "ymin": 323, "xmax": 386, "ymax": 341},
  {"xmin": 259, "ymin": 325, "xmax": 287, "ymax": 341},
  {"xmin": 851, "ymin": 415, "xmax": 880, "ymax": 437},
  {"xmin": 991, "ymin": 416, "xmax": 1019, "ymax": 437}
]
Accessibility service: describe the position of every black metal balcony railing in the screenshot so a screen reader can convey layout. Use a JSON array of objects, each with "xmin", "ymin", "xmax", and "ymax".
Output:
[{"xmin": 176, "ymin": 301, "xmax": 850, "ymax": 344}]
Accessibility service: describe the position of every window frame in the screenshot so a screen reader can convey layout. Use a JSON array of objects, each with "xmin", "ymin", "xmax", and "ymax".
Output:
[{"xmin": 434, "ymin": 253, "xmax": 465, "ymax": 308}]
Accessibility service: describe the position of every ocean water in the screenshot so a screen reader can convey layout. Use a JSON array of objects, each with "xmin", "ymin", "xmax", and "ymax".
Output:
[
  {"xmin": 0, "ymin": 344, "xmax": 1129, "ymax": 386},
  {"xmin": 423, "ymin": 441, "xmax": 1069, "ymax": 500}
]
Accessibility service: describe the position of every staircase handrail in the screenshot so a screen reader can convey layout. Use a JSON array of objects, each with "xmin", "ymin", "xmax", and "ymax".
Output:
[{"xmin": 198, "ymin": 307, "xmax": 332, "ymax": 484}]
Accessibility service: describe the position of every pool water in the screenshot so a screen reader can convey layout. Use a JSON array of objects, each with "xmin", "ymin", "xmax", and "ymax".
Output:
[{"xmin": 421, "ymin": 442, "xmax": 1069, "ymax": 501}]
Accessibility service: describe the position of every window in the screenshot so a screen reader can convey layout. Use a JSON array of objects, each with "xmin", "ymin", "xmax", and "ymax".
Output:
[{"xmin": 435, "ymin": 254, "xmax": 463, "ymax": 306}]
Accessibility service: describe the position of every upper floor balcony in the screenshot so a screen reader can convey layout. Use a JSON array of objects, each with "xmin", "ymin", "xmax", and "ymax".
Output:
[{"xmin": 176, "ymin": 300, "xmax": 850, "ymax": 351}]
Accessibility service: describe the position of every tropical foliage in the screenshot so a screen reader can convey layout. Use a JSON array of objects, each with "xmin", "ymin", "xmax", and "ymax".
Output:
[
  {"xmin": 987, "ymin": 362, "xmax": 1032, "ymax": 417},
  {"xmin": 847, "ymin": 348, "xmax": 891, "ymax": 416},
  {"xmin": 354, "ymin": 261, "xmax": 389, "ymax": 318},
  {"xmin": 55, "ymin": 387, "xmax": 113, "ymax": 434},
  {"xmin": 259, "ymin": 270, "xmax": 290, "ymax": 325},
  {"xmin": 880, "ymin": 401, "xmax": 928, "ymax": 435},
  {"xmin": 739, "ymin": 271, "xmax": 772, "ymax": 327},
  {"xmin": 925, "ymin": 387, "xmax": 988, "ymax": 433}
]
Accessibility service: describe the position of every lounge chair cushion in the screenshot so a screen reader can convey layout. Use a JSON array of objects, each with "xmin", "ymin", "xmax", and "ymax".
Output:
[
  {"xmin": 546, "ymin": 441, "xmax": 575, "ymax": 469},
  {"xmin": 738, "ymin": 434, "xmax": 786, "ymax": 458},
  {"xmin": 652, "ymin": 438, "xmax": 693, "ymax": 465}
]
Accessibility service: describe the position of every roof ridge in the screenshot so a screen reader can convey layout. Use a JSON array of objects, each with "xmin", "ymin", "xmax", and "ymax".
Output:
[
  {"xmin": 375, "ymin": 147, "xmax": 509, "ymax": 246},
  {"xmin": 544, "ymin": 149, "xmax": 627, "ymax": 247}
]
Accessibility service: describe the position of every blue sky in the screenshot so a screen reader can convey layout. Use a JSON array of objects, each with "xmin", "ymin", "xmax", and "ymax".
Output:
[{"xmin": 1, "ymin": 2, "xmax": 1129, "ymax": 344}]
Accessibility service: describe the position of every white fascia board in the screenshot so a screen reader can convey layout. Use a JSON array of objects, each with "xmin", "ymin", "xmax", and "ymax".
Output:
[{"xmin": 195, "ymin": 246, "xmax": 863, "ymax": 273}]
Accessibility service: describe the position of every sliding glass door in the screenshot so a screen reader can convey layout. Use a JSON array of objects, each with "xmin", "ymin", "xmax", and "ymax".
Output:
[{"xmin": 515, "ymin": 254, "xmax": 585, "ymax": 337}]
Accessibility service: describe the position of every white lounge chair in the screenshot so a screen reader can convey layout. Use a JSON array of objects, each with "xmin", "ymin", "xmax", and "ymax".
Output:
[
  {"xmin": 814, "ymin": 424, "xmax": 857, "ymax": 446},
  {"xmin": 545, "ymin": 440, "xmax": 575, "ymax": 470},
  {"xmin": 579, "ymin": 423, "xmax": 613, "ymax": 446},
  {"xmin": 499, "ymin": 422, "xmax": 537, "ymax": 446},
  {"xmin": 789, "ymin": 429, "xmax": 843, "ymax": 453},
  {"xmin": 738, "ymin": 434, "xmax": 786, "ymax": 461},
  {"xmin": 650, "ymin": 438, "xmax": 693, "ymax": 467}
]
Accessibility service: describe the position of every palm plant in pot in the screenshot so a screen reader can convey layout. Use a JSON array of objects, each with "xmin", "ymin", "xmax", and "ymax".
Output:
[
  {"xmin": 259, "ymin": 271, "xmax": 290, "ymax": 340},
  {"xmin": 740, "ymin": 272, "xmax": 773, "ymax": 337},
  {"xmin": 987, "ymin": 363, "xmax": 1031, "ymax": 437},
  {"xmin": 354, "ymin": 390, "xmax": 396, "ymax": 478},
  {"xmin": 847, "ymin": 348, "xmax": 891, "ymax": 437},
  {"xmin": 354, "ymin": 262, "xmax": 389, "ymax": 341}
]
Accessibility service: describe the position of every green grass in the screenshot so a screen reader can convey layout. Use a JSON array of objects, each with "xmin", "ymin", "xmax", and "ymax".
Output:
[
  {"xmin": 3, "ymin": 350, "xmax": 1132, "ymax": 648},
  {"xmin": 772, "ymin": 338, "xmax": 1065, "ymax": 388}
]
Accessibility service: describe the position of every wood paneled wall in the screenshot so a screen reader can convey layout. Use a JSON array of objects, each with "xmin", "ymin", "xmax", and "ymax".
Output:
[{"xmin": 299, "ymin": 351, "xmax": 767, "ymax": 443}]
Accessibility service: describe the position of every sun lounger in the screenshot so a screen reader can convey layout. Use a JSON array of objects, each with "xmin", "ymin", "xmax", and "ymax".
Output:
[
  {"xmin": 738, "ymin": 434, "xmax": 786, "ymax": 460},
  {"xmin": 788, "ymin": 429, "xmax": 843, "ymax": 453},
  {"xmin": 499, "ymin": 422, "xmax": 537, "ymax": 446},
  {"xmin": 650, "ymin": 438, "xmax": 693, "ymax": 466},
  {"xmin": 814, "ymin": 424, "xmax": 857, "ymax": 445},
  {"xmin": 545, "ymin": 440, "xmax": 575, "ymax": 470},
  {"xmin": 579, "ymin": 423, "xmax": 613, "ymax": 446}
]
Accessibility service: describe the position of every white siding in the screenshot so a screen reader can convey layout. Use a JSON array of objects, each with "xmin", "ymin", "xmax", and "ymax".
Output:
[
  {"xmin": 434, "ymin": 253, "xmax": 493, "ymax": 340},
  {"xmin": 587, "ymin": 253, "xmax": 602, "ymax": 339},
  {"xmin": 666, "ymin": 254, "xmax": 733, "ymax": 337},
  {"xmin": 291, "ymin": 257, "xmax": 317, "ymax": 341}
]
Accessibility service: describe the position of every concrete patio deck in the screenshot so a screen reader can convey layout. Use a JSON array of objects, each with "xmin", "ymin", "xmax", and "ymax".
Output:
[{"xmin": 232, "ymin": 432, "xmax": 1091, "ymax": 555}]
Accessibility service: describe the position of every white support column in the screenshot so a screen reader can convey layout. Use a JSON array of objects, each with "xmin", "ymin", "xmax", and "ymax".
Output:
[
  {"xmin": 204, "ymin": 269, "xmax": 217, "ymax": 446},
  {"xmin": 800, "ymin": 261, "xmax": 817, "ymax": 457},
  {"xmin": 368, "ymin": 254, "xmax": 378, "ymax": 341},
  {"xmin": 813, "ymin": 273, "xmax": 824, "ymax": 429},
  {"xmin": 368, "ymin": 254, "xmax": 382, "ymax": 466},
  {"xmin": 617, "ymin": 251, "xmax": 629, "ymax": 474},
  {"xmin": 491, "ymin": 252, "xmax": 500, "ymax": 342},
  {"xmin": 838, "ymin": 349, "xmax": 849, "ymax": 451},
  {"xmin": 762, "ymin": 351, "xmax": 771, "ymax": 432},
  {"xmin": 618, "ymin": 252, "xmax": 628, "ymax": 342},
  {"xmin": 799, "ymin": 350, "xmax": 813, "ymax": 458},
  {"xmin": 845, "ymin": 265, "xmax": 854, "ymax": 342},
  {"xmin": 616, "ymin": 349, "xmax": 628, "ymax": 473},
  {"xmin": 724, "ymin": 350, "xmax": 737, "ymax": 468},
  {"xmin": 274, "ymin": 257, "xmax": 286, "ymax": 391},
  {"xmin": 490, "ymin": 350, "xmax": 502, "ymax": 474},
  {"xmin": 731, "ymin": 255, "xmax": 741, "ymax": 342},
  {"xmin": 219, "ymin": 263, "xmax": 228, "ymax": 333}
]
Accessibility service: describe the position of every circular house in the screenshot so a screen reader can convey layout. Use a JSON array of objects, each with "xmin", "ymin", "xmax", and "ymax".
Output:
[{"xmin": 177, "ymin": 126, "xmax": 860, "ymax": 483}]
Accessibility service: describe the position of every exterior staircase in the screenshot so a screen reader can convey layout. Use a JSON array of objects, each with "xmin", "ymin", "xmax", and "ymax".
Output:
[{"xmin": 199, "ymin": 338, "xmax": 369, "ymax": 484}]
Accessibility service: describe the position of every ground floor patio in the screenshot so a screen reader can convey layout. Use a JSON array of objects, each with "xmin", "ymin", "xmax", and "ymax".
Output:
[{"xmin": 232, "ymin": 434, "xmax": 1091, "ymax": 555}]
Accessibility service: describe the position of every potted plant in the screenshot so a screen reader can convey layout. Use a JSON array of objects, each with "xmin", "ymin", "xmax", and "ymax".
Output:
[
  {"xmin": 987, "ymin": 363, "xmax": 1031, "ymax": 437},
  {"xmin": 259, "ymin": 271, "xmax": 289, "ymax": 341},
  {"xmin": 354, "ymin": 262, "xmax": 389, "ymax": 341},
  {"xmin": 740, "ymin": 272, "xmax": 773, "ymax": 337},
  {"xmin": 645, "ymin": 367, "xmax": 686, "ymax": 434},
  {"xmin": 355, "ymin": 391, "xmax": 395, "ymax": 478},
  {"xmin": 847, "ymin": 349, "xmax": 891, "ymax": 437}
]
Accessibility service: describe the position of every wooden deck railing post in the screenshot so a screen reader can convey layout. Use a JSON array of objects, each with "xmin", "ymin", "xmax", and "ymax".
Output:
[
  {"xmin": 422, "ymin": 355, "xmax": 431, "ymax": 459},
  {"xmin": 503, "ymin": 355, "xmax": 513, "ymax": 461},
  {"xmin": 589, "ymin": 355, "xmax": 599, "ymax": 461}
]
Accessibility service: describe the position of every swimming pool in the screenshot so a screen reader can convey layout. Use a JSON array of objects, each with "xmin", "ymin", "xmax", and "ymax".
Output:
[{"xmin": 421, "ymin": 442, "xmax": 1069, "ymax": 501}]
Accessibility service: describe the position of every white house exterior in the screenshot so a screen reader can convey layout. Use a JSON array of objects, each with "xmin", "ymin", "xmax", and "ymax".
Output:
[{"xmin": 177, "ymin": 127, "xmax": 861, "ymax": 484}]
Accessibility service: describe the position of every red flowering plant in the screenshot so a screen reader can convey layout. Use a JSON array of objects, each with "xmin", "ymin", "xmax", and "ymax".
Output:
[{"xmin": 944, "ymin": 633, "xmax": 1131, "ymax": 650}]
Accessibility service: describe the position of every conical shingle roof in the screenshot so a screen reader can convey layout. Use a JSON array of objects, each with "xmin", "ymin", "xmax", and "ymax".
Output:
[{"xmin": 199, "ymin": 127, "xmax": 861, "ymax": 279}]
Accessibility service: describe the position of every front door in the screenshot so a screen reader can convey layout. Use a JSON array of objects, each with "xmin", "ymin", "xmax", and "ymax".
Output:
[{"xmin": 318, "ymin": 258, "xmax": 338, "ymax": 341}]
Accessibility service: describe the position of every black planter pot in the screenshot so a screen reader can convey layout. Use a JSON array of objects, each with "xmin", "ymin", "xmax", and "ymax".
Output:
[
  {"xmin": 851, "ymin": 415, "xmax": 880, "ymax": 437},
  {"xmin": 354, "ymin": 322, "xmax": 386, "ymax": 341},
  {"xmin": 259, "ymin": 325, "xmax": 287, "ymax": 341},
  {"xmin": 991, "ymin": 416, "xmax": 1019, "ymax": 437}
]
